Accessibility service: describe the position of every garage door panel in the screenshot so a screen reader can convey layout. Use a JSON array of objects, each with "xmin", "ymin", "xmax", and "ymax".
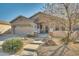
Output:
[{"xmin": 15, "ymin": 26, "xmax": 34, "ymax": 35}]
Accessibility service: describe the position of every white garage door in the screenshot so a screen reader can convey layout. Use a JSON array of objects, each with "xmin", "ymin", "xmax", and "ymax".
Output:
[{"xmin": 15, "ymin": 26, "xmax": 34, "ymax": 35}]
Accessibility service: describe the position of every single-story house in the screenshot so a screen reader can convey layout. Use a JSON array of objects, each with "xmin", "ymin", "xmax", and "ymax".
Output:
[
  {"xmin": 10, "ymin": 12, "xmax": 67, "ymax": 36},
  {"xmin": 10, "ymin": 12, "xmax": 75, "ymax": 36}
]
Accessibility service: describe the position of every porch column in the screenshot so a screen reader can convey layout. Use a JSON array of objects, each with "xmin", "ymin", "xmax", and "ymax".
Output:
[{"xmin": 43, "ymin": 25, "xmax": 46, "ymax": 33}]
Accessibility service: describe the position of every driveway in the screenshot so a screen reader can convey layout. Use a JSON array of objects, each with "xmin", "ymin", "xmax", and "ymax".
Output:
[{"xmin": 0, "ymin": 34, "xmax": 24, "ymax": 41}]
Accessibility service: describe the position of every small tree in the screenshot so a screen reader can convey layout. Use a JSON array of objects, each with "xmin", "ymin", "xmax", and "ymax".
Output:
[
  {"xmin": 43, "ymin": 3, "xmax": 79, "ymax": 56},
  {"xmin": 2, "ymin": 38, "xmax": 23, "ymax": 54}
]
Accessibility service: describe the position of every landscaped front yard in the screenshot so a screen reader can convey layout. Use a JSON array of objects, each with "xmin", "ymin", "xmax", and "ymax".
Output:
[{"xmin": 1, "ymin": 33, "xmax": 79, "ymax": 56}]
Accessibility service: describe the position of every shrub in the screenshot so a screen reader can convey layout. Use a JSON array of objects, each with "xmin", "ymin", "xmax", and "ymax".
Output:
[
  {"xmin": 43, "ymin": 40, "xmax": 57, "ymax": 46},
  {"xmin": 2, "ymin": 38, "xmax": 23, "ymax": 54}
]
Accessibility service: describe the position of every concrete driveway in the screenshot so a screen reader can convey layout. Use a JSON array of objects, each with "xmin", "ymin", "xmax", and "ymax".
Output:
[{"xmin": 0, "ymin": 34, "xmax": 24, "ymax": 41}]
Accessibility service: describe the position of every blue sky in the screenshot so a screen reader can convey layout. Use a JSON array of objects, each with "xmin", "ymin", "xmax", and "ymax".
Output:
[{"xmin": 0, "ymin": 3, "xmax": 44, "ymax": 22}]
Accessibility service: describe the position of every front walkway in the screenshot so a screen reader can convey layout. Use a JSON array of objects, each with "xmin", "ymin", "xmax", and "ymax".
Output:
[{"xmin": 34, "ymin": 33, "xmax": 49, "ymax": 41}]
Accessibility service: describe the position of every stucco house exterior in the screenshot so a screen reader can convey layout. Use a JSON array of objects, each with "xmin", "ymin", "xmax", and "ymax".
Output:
[{"xmin": 10, "ymin": 12, "xmax": 68, "ymax": 36}]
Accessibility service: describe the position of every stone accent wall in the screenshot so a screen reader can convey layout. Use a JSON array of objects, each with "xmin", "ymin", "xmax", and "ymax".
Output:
[{"xmin": 49, "ymin": 31, "xmax": 67, "ymax": 38}]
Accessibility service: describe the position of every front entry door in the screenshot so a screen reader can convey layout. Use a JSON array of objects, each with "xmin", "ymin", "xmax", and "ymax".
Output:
[
  {"xmin": 37, "ymin": 23, "xmax": 49, "ymax": 33},
  {"xmin": 39, "ymin": 25, "xmax": 49, "ymax": 33}
]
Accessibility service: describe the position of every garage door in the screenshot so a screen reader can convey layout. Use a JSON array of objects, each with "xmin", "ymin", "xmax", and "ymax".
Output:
[{"xmin": 15, "ymin": 26, "xmax": 34, "ymax": 35}]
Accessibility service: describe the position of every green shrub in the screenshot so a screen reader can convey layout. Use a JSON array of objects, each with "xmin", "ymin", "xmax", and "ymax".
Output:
[{"xmin": 2, "ymin": 39, "xmax": 23, "ymax": 54}]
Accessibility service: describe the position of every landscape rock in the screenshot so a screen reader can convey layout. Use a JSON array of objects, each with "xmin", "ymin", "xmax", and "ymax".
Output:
[
  {"xmin": 43, "ymin": 39, "xmax": 57, "ymax": 46},
  {"xmin": 19, "ymin": 50, "xmax": 37, "ymax": 56},
  {"xmin": 23, "ymin": 44, "xmax": 40, "ymax": 51}
]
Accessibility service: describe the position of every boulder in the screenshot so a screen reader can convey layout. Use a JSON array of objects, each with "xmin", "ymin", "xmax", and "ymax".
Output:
[
  {"xmin": 23, "ymin": 44, "xmax": 40, "ymax": 51},
  {"xmin": 43, "ymin": 40, "xmax": 57, "ymax": 46}
]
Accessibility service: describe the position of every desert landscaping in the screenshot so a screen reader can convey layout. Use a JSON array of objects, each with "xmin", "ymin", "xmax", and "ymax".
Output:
[
  {"xmin": 0, "ymin": 31, "xmax": 79, "ymax": 56},
  {"xmin": 1, "ymin": 3, "xmax": 79, "ymax": 56}
]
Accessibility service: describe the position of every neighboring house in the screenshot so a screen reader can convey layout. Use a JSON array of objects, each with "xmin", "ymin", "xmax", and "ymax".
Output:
[
  {"xmin": 10, "ymin": 16, "xmax": 36, "ymax": 35},
  {"xmin": 0, "ymin": 20, "xmax": 11, "ymax": 35}
]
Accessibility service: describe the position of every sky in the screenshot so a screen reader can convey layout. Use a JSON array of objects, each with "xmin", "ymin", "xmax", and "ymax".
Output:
[{"xmin": 0, "ymin": 3, "xmax": 44, "ymax": 22}]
